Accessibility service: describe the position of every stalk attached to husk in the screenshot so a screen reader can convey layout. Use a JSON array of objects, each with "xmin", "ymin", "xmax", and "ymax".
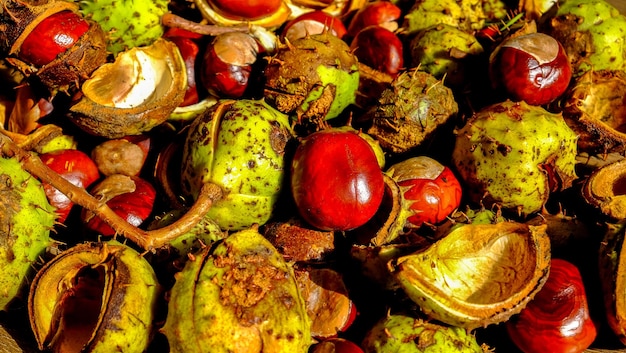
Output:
[{"xmin": 0, "ymin": 131, "xmax": 222, "ymax": 251}]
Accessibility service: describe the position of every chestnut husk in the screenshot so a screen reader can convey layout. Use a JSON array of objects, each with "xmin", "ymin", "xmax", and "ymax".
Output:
[
  {"xmin": 391, "ymin": 222, "xmax": 551, "ymax": 329},
  {"xmin": 581, "ymin": 157, "xmax": 626, "ymax": 221},
  {"xmin": 562, "ymin": 70, "xmax": 626, "ymax": 155},
  {"xmin": 67, "ymin": 38, "xmax": 187, "ymax": 138},
  {"xmin": 1, "ymin": 0, "xmax": 107, "ymax": 92},
  {"xmin": 28, "ymin": 241, "xmax": 161, "ymax": 353}
]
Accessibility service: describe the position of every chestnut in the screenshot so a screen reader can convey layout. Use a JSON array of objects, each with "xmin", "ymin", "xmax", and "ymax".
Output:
[
  {"xmin": 18, "ymin": 10, "xmax": 90, "ymax": 67},
  {"xmin": 81, "ymin": 175, "xmax": 157, "ymax": 236},
  {"xmin": 490, "ymin": 32, "xmax": 572, "ymax": 106},
  {"xmin": 281, "ymin": 10, "xmax": 347, "ymax": 42},
  {"xmin": 207, "ymin": 0, "xmax": 282, "ymax": 21},
  {"xmin": 346, "ymin": 0, "xmax": 401, "ymax": 38},
  {"xmin": 39, "ymin": 149, "xmax": 101, "ymax": 223},
  {"xmin": 506, "ymin": 258, "xmax": 597, "ymax": 353},
  {"xmin": 350, "ymin": 25, "xmax": 403, "ymax": 76},
  {"xmin": 290, "ymin": 128, "xmax": 385, "ymax": 231},
  {"xmin": 200, "ymin": 31, "xmax": 259, "ymax": 98}
]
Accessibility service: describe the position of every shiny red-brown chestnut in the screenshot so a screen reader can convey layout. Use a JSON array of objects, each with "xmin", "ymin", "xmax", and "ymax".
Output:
[
  {"xmin": 208, "ymin": 0, "xmax": 283, "ymax": 20},
  {"xmin": 290, "ymin": 129, "xmax": 385, "ymax": 231},
  {"xmin": 388, "ymin": 156, "xmax": 462, "ymax": 228},
  {"xmin": 281, "ymin": 11, "xmax": 347, "ymax": 42},
  {"xmin": 350, "ymin": 25, "xmax": 403, "ymax": 76},
  {"xmin": 490, "ymin": 32, "xmax": 572, "ymax": 106},
  {"xmin": 346, "ymin": 1, "xmax": 401, "ymax": 38},
  {"xmin": 19, "ymin": 10, "xmax": 90, "ymax": 67},
  {"xmin": 81, "ymin": 175, "xmax": 157, "ymax": 236},
  {"xmin": 506, "ymin": 258, "xmax": 597, "ymax": 353},
  {"xmin": 200, "ymin": 31, "xmax": 259, "ymax": 98},
  {"xmin": 40, "ymin": 149, "xmax": 100, "ymax": 223}
]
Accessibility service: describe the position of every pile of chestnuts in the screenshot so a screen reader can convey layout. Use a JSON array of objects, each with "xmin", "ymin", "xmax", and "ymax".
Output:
[{"xmin": 2, "ymin": 0, "xmax": 626, "ymax": 352}]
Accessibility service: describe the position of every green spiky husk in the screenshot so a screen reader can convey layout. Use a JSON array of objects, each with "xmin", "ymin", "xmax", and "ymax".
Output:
[
  {"xmin": 0, "ymin": 157, "xmax": 55, "ymax": 310},
  {"xmin": 452, "ymin": 100, "xmax": 578, "ymax": 216},
  {"xmin": 79, "ymin": 0, "xmax": 168, "ymax": 55}
]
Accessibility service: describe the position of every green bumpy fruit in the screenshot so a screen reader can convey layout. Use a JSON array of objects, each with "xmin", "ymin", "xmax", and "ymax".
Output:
[
  {"xmin": 361, "ymin": 313, "xmax": 484, "ymax": 352},
  {"xmin": 402, "ymin": 0, "xmax": 508, "ymax": 37},
  {"xmin": 263, "ymin": 33, "xmax": 359, "ymax": 125},
  {"xmin": 180, "ymin": 99, "xmax": 294, "ymax": 231},
  {"xmin": 162, "ymin": 227, "xmax": 312, "ymax": 353},
  {"xmin": 0, "ymin": 156, "xmax": 55, "ymax": 310},
  {"xmin": 410, "ymin": 24, "xmax": 484, "ymax": 88},
  {"xmin": 452, "ymin": 100, "xmax": 578, "ymax": 216},
  {"xmin": 546, "ymin": 0, "xmax": 626, "ymax": 75},
  {"xmin": 79, "ymin": 0, "xmax": 168, "ymax": 55}
]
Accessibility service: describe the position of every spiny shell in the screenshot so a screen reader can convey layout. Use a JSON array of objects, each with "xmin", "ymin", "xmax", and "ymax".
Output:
[{"xmin": 451, "ymin": 100, "xmax": 578, "ymax": 216}]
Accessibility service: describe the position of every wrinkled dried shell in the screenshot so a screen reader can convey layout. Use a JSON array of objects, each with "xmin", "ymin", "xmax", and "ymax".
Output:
[
  {"xmin": 68, "ymin": 38, "xmax": 187, "ymax": 138},
  {"xmin": 563, "ymin": 70, "xmax": 626, "ymax": 154},
  {"xmin": 582, "ymin": 157, "xmax": 626, "ymax": 220},
  {"xmin": 392, "ymin": 222, "xmax": 551, "ymax": 329},
  {"xmin": 366, "ymin": 69, "xmax": 458, "ymax": 154}
]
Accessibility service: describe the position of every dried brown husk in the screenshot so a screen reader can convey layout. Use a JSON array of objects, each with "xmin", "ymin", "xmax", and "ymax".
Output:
[
  {"xmin": 365, "ymin": 69, "xmax": 458, "ymax": 155},
  {"xmin": 1, "ymin": 0, "xmax": 107, "ymax": 92},
  {"xmin": 392, "ymin": 222, "xmax": 551, "ymax": 329},
  {"xmin": 582, "ymin": 157, "xmax": 626, "ymax": 221},
  {"xmin": 562, "ymin": 69, "xmax": 626, "ymax": 155},
  {"xmin": 68, "ymin": 38, "xmax": 187, "ymax": 138}
]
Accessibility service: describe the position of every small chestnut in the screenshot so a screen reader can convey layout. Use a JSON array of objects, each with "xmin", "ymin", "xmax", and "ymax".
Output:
[
  {"xmin": 346, "ymin": 1, "xmax": 401, "ymax": 38},
  {"xmin": 200, "ymin": 31, "xmax": 259, "ymax": 98},
  {"xmin": 39, "ymin": 149, "xmax": 101, "ymax": 223},
  {"xmin": 281, "ymin": 10, "xmax": 347, "ymax": 42},
  {"xmin": 207, "ymin": 0, "xmax": 282, "ymax": 21},
  {"xmin": 490, "ymin": 32, "xmax": 572, "ymax": 106},
  {"xmin": 350, "ymin": 25, "xmax": 403, "ymax": 76}
]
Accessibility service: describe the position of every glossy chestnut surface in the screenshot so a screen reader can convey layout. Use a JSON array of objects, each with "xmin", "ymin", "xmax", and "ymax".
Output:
[
  {"xmin": 390, "ymin": 156, "xmax": 462, "ymax": 227},
  {"xmin": 281, "ymin": 10, "xmax": 347, "ymax": 42},
  {"xmin": 490, "ymin": 32, "xmax": 572, "ymax": 106},
  {"xmin": 506, "ymin": 258, "xmax": 597, "ymax": 353},
  {"xmin": 208, "ymin": 0, "xmax": 282, "ymax": 20},
  {"xmin": 19, "ymin": 10, "xmax": 90, "ymax": 67},
  {"xmin": 200, "ymin": 32, "xmax": 259, "ymax": 98},
  {"xmin": 290, "ymin": 129, "xmax": 385, "ymax": 231},
  {"xmin": 40, "ymin": 149, "xmax": 100, "ymax": 223},
  {"xmin": 347, "ymin": 0, "xmax": 401, "ymax": 38},
  {"xmin": 350, "ymin": 25, "xmax": 403, "ymax": 76}
]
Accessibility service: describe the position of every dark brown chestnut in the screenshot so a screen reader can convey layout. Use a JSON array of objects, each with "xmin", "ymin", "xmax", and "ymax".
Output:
[{"xmin": 490, "ymin": 32, "xmax": 572, "ymax": 106}]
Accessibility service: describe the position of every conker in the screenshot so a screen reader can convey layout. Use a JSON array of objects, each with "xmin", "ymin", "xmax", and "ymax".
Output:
[
  {"xmin": 490, "ymin": 32, "xmax": 572, "ymax": 106},
  {"xmin": 346, "ymin": 0, "xmax": 401, "ymax": 38},
  {"xmin": 350, "ymin": 25, "xmax": 403, "ymax": 76},
  {"xmin": 200, "ymin": 31, "xmax": 259, "ymax": 98},
  {"xmin": 290, "ymin": 129, "xmax": 385, "ymax": 231},
  {"xmin": 81, "ymin": 175, "xmax": 157, "ymax": 236},
  {"xmin": 207, "ymin": 0, "xmax": 282, "ymax": 21},
  {"xmin": 506, "ymin": 258, "xmax": 597, "ymax": 353},
  {"xmin": 19, "ymin": 10, "xmax": 90, "ymax": 67},
  {"xmin": 39, "ymin": 149, "xmax": 100, "ymax": 223},
  {"xmin": 281, "ymin": 11, "xmax": 347, "ymax": 42}
]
